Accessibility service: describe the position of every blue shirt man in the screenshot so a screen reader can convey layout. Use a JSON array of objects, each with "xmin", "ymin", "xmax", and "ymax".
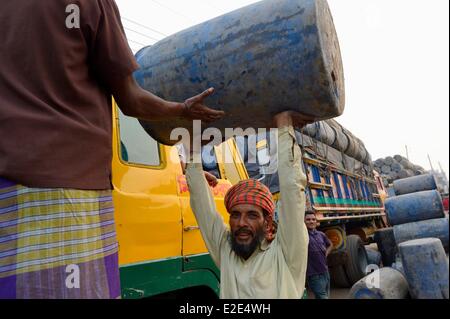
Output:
[{"xmin": 305, "ymin": 212, "xmax": 333, "ymax": 299}]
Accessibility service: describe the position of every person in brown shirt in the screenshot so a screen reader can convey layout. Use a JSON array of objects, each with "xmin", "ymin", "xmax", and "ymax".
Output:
[{"xmin": 0, "ymin": 0, "xmax": 224, "ymax": 299}]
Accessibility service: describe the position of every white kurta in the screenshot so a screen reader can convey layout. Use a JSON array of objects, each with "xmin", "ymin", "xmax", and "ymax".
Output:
[{"xmin": 186, "ymin": 126, "xmax": 309, "ymax": 299}]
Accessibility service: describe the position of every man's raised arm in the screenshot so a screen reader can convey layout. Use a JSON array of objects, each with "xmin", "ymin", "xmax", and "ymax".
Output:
[
  {"xmin": 274, "ymin": 112, "xmax": 311, "ymax": 296},
  {"xmin": 186, "ymin": 162, "xmax": 228, "ymax": 267}
]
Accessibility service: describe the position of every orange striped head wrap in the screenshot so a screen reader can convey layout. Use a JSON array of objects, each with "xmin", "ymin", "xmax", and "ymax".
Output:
[{"xmin": 224, "ymin": 179, "xmax": 275, "ymax": 220}]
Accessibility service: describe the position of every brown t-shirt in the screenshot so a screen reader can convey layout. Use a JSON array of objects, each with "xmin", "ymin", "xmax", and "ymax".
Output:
[{"xmin": 0, "ymin": 0, "xmax": 139, "ymax": 189}]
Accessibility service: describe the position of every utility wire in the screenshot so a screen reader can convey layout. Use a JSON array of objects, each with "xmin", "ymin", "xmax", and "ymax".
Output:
[
  {"xmin": 128, "ymin": 39, "xmax": 148, "ymax": 47},
  {"xmin": 124, "ymin": 27, "xmax": 160, "ymax": 42},
  {"xmin": 148, "ymin": 0, "xmax": 195, "ymax": 23},
  {"xmin": 122, "ymin": 16, "xmax": 168, "ymax": 37}
]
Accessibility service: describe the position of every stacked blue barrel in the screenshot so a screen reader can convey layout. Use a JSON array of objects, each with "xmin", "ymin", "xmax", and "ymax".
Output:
[
  {"xmin": 383, "ymin": 174, "xmax": 448, "ymax": 299},
  {"xmin": 351, "ymin": 174, "xmax": 449, "ymax": 299}
]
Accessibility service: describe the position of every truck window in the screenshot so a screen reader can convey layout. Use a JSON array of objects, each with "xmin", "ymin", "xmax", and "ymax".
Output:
[
  {"xmin": 118, "ymin": 108, "xmax": 161, "ymax": 167},
  {"xmin": 202, "ymin": 145, "xmax": 220, "ymax": 178}
]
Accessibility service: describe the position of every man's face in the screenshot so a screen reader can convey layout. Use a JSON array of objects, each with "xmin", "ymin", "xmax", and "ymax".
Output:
[
  {"xmin": 304, "ymin": 213, "xmax": 317, "ymax": 230},
  {"xmin": 229, "ymin": 204, "xmax": 267, "ymax": 259}
]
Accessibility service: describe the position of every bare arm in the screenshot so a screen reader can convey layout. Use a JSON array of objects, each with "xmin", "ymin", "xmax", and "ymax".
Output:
[
  {"xmin": 325, "ymin": 237, "xmax": 334, "ymax": 257},
  {"xmin": 110, "ymin": 75, "xmax": 225, "ymax": 122},
  {"xmin": 186, "ymin": 163, "xmax": 228, "ymax": 267}
]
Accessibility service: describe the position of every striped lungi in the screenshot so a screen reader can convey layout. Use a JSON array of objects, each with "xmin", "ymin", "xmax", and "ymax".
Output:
[{"xmin": 0, "ymin": 177, "xmax": 120, "ymax": 299}]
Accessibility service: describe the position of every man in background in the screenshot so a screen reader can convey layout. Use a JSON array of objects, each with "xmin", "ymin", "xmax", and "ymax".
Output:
[{"xmin": 305, "ymin": 212, "xmax": 334, "ymax": 299}]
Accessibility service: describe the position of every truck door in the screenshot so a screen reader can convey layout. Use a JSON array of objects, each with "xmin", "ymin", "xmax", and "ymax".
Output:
[
  {"xmin": 112, "ymin": 107, "xmax": 183, "ymax": 266},
  {"xmin": 180, "ymin": 139, "xmax": 246, "ymax": 257}
]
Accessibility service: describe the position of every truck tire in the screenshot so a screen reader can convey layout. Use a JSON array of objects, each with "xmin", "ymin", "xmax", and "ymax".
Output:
[
  {"xmin": 343, "ymin": 235, "xmax": 369, "ymax": 285},
  {"xmin": 330, "ymin": 264, "xmax": 351, "ymax": 288}
]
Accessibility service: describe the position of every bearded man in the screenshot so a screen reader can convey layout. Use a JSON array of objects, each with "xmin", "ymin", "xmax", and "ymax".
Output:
[{"xmin": 186, "ymin": 112, "xmax": 310, "ymax": 298}]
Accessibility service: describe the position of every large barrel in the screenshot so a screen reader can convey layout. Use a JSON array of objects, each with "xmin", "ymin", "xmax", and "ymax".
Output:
[
  {"xmin": 343, "ymin": 129, "xmax": 360, "ymax": 159},
  {"xmin": 327, "ymin": 119, "xmax": 349, "ymax": 152},
  {"xmin": 365, "ymin": 247, "xmax": 382, "ymax": 266},
  {"xmin": 384, "ymin": 190, "xmax": 444, "ymax": 225},
  {"xmin": 384, "ymin": 156, "xmax": 394, "ymax": 166},
  {"xmin": 135, "ymin": 0, "xmax": 345, "ymax": 145},
  {"xmin": 303, "ymin": 123, "xmax": 318, "ymax": 137},
  {"xmin": 391, "ymin": 162, "xmax": 402, "ymax": 173},
  {"xmin": 398, "ymin": 238, "xmax": 449, "ymax": 299},
  {"xmin": 391, "ymin": 257, "xmax": 406, "ymax": 277},
  {"xmin": 393, "ymin": 217, "xmax": 449, "ymax": 252},
  {"xmin": 315, "ymin": 121, "xmax": 336, "ymax": 146},
  {"xmin": 393, "ymin": 174, "xmax": 437, "ymax": 195},
  {"xmin": 349, "ymin": 267, "xmax": 409, "ymax": 299},
  {"xmin": 386, "ymin": 187, "xmax": 396, "ymax": 198},
  {"xmin": 374, "ymin": 228, "xmax": 398, "ymax": 266}
]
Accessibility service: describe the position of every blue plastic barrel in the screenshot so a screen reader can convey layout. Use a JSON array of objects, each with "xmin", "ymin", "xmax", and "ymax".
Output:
[
  {"xmin": 349, "ymin": 267, "xmax": 409, "ymax": 299},
  {"xmin": 393, "ymin": 217, "xmax": 449, "ymax": 252},
  {"xmin": 393, "ymin": 174, "xmax": 437, "ymax": 196},
  {"xmin": 374, "ymin": 228, "xmax": 398, "ymax": 267},
  {"xmin": 365, "ymin": 247, "xmax": 382, "ymax": 266},
  {"xmin": 398, "ymin": 238, "xmax": 449, "ymax": 299},
  {"xmin": 391, "ymin": 258, "xmax": 406, "ymax": 277},
  {"xmin": 135, "ymin": 0, "xmax": 345, "ymax": 145},
  {"xmin": 384, "ymin": 190, "xmax": 444, "ymax": 226},
  {"xmin": 386, "ymin": 187, "xmax": 396, "ymax": 198}
]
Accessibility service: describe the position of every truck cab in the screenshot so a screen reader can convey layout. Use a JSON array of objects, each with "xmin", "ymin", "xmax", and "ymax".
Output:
[{"xmin": 112, "ymin": 101, "xmax": 248, "ymax": 298}]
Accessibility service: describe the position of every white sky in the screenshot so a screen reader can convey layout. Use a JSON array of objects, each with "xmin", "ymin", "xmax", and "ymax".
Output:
[{"xmin": 115, "ymin": 0, "xmax": 449, "ymax": 177}]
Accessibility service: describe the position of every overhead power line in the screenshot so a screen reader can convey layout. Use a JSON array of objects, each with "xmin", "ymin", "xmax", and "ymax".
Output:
[
  {"xmin": 122, "ymin": 16, "xmax": 168, "ymax": 37},
  {"xmin": 127, "ymin": 39, "xmax": 148, "ymax": 47},
  {"xmin": 124, "ymin": 27, "xmax": 160, "ymax": 42}
]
